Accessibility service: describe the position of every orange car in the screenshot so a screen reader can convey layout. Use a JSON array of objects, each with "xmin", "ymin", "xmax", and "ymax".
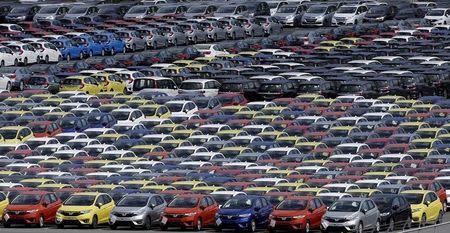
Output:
[
  {"xmin": 268, "ymin": 196, "xmax": 327, "ymax": 233},
  {"xmin": 160, "ymin": 194, "xmax": 219, "ymax": 231}
]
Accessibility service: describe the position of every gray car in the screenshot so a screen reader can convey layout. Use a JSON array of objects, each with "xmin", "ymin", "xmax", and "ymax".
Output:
[
  {"xmin": 199, "ymin": 20, "xmax": 227, "ymax": 41},
  {"xmin": 254, "ymin": 16, "xmax": 283, "ymax": 35},
  {"xmin": 109, "ymin": 193, "xmax": 167, "ymax": 230},
  {"xmin": 159, "ymin": 25, "xmax": 188, "ymax": 46},
  {"xmin": 63, "ymin": 5, "xmax": 98, "ymax": 20},
  {"xmin": 218, "ymin": 18, "xmax": 246, "ymax": 40},
  {"xmin": 123, "ymin": 5, "xmax": 158, "ymax": 20},
  {"xmin": 33, "ymin": 5, "xmax": 70, "ymax": 22},
  {"xmin": 237, "ymin": 18, "xmax": 265, "ymax": 37},
  {"xmin": 273, "ymin": 4, "xmax": 306, "ymax": 27},
  {"xmin": 179, "ymin": 23, "xmax": 208, "ymax": 44},
  {"xmin": 321, "ymin": 197, "xmax": 380, "ymax": 233},
  {"xmin": 185, "ymin": 5, "xmax": 218, "ymax": 19},
  {"xmin": 116, "ymin": 30, "xmax": 147, "ymax": 52},
  {"xmin": 301, "ymin": 4, "xmax": 337, "ymax": 27},
  {"xmin": 136, "ymin": 27, "xmax": 168, "ymax": 49}
]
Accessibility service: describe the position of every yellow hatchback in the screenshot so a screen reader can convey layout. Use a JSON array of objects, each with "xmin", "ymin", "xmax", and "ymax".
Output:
[
  {"xmin": 91, "ymin": 73, "xmax": 126, "ymax": 93},
  {"xmin": 60, "ymin": 76, "xmax": 102, "ymax": 95},
  {"xmin": 0, "ymin": 126, "xmax": 33, "ymax": 143},
  {"xmin": 401, "ymin": 190, "xmax": 444, "ymax": 226}
]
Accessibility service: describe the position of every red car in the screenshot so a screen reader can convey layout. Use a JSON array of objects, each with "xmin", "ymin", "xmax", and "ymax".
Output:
[
  {"xmin": 3, "ymin": 191, "xmax": 62, "ymax": 228},
  {"xmin": 27, "ymin": 121, "xmax": 62, "ymax": 137},
  {"xmin": 268, "ymin": 196, "xmax": 327, "ymax": 233},
  {"xmin": 160, "ymin": 194, "xmax": 219, "ymax": 231}
]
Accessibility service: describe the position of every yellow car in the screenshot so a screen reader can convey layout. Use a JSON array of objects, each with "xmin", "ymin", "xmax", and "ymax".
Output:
[
  {"xmin": 96, "ymin": 134, "xmax": 129, "ymax": 144},
  {"xmin": 234, "ymin": 111, "xmax": 263, "ymax": 120},
  {"xmin": 171, "ymin": 181, "xmax": 207, "ymax": 190},
  {"xmin": 60, "ymin": 76, "xmax": 102, "ymax": 95},
  {"xmin": 401, "ymin": 190, "xmax": 443, "ymax": 226},
  {"xmin": 311, "ymin": 98, "xmax": 338, "ymax": 107},
  {"xmin": 158, "ymin": 139, "xmax": 192, "ymax": 152},
  {"xmin": 140, "ymin": 185, "xmax": 176, "ymax": 193},
  {"xmin": 412, "ymin": 104, "xmax": 441, "ymax": 113},
  {"xmin": 319, "ymin": 40, "xmax": 342, "ymax": 47},
  {"xmin": 1, "ymin": 110, "xmax": 33, "ymax": 121},
  {"xmin": 2, "ymin": 97, "xmax": 33, "ymax": 106},
  {"xmin": 388, "ymin": 108, "xmax": 417, "ymax": 117},
  {"xmin": 399, "ymin": 122, "xmax": 430, "ymax": 133},
  {"xmin": 243, "ymin": 187, "xmax": 279, "ymax": 196},
  {"xmin": 38, "ymin": 159, "xmax": 72, "ymax": 169},
  {"xmin": 407, "ymin": 149, "xmax": 439, "ymax": 160},
  {"xmin": 43, "ymin": 112, "xmax": 75, "ymax": 121},
  {"xmin": 191, "ymin": 186, "xmax": 226, "ymax": 194},
  {"xmin": 275, "ymin": 136, "xmax": 308, "ymax": 147},
  {"xmin": 313, "ymin": 46, "xmax": 334, "ymax": 52},
  {"xmin": 98, "ymin": 103, "xmax": 130, "ymax": 113},
  {"xmin": 194, "ymin": 56, "xmax": 216, "ymax": 64},
  {"xmin": 377, "ymin": 95, "xmax": 406, "ymax": 104},
  {"xmin": 411, "ymin": 138, "xmax": 442, "ymax": 149},
  {"xmin": 294, "ymin": 187, "xmax": 329, "ymax": 196},
  {"xmin": 219, "ymin": 146, "xmax": 253, "ymax": 158},
  {"xmin": 301, "ymin": 159, "xmax": 332, "ymax": 166},
  {"xmin": 124, "ymin": 99, "xmax": 154, "ymax": 109},
  {"xmin": 296, "ymin": 94, "xmax": 324, "ymax": 102},
  {"xmin": 138, "ymin": 105, "xmax": 171, "ymax": 118},
  {"xmin": 252, "ymin": 115, "xmax": 283, "ymax": 124},
  {"xmin": 394, "ymin": 99, "xmax": 422, "ymax": 108},
  {"xmin": 214, "ymin": 54, "xmax": 239, "ymax": 60},
  {"xmin": 216, "ymin": 130, "xmax": 249, "ymax": 140},
  {"xmin": 273, "ymin": 182, "xmax": 308, "ymax": 192},
  {"xmin": 56, "ymin": 192, "xmax": 115, "ymax": 228},
  {"xmin": 416, "ymin": 128, "xmax": 448, "ymax": 139},
  {"xmin": 153, "ymin": 124, "xmax": 186, "ymax": 134},
  {"xmin": 115, "ymin": 157, "xmax": 148, "ymax": 165},
  {"xmin": 20, "ymin": 178, "xmax": 55, "ymax": 188},
  {"xmin": 347, "ymin": 189, "xmax": 382, "ymax": 198},
  {"xmin": 257, "ymin": 131, "xmax": 288, "ymax": 141},
  {"xmin": 0, "ymin": 192, "xmax": 8, "ymax": 221},
  {"xmin": 362, "ymin": 172, "xmax": 396, "ymax": 180},
  {"xmin": 295, "ymin": 142, "xmax": 327, "ymax": 154},
  {"xmin": 339, "ymin": 37, "xmax": 364, "ymax": 45},
  {"xmin": 238, "ymin": 51, "xmax": 259, "ymax": 57},
  {"xmin": 37, "ymin": 183, "xmax": 73, "ymax": 192},
  {"xmin": 130, "ymin": 145, "xmax": 165, "ymax": 155},
  {"xmin": 261, "ymin": 106, "xmax": 291, "ymax": 115},
  {"xmin": 438, "ymin": 134, "xmax": 450, "ymax": 144},
  {"xmin": 41, "ymin": 98, "xmax": 71, "ymax": 107},
  {"xmin": 84, "ymin": 160, "xmax": 118, "ymax": 169},
  {"xmin": 88, "ymin": 184, "xmax": 125, "ymax": 193},
  {"xmin": 328, "ymin": 126, "xmax": 360, "ymax": 137},
  {"xmin": 0, "ymin": 126, "xmax": 33, "ymax": 143},
  {"xmin": 221, "ymin": 106, "xmax": 250, "ymax": 115},
  {"xmin": 170, "ymin": 130, "xmax": 203, "ymax": 140},
  {"xmin": 172, "ymin": 59, "xmax": 199, "ymax": 67},
  {"xmin": 91, "ymin": 73, "xmax": 126, "ymax": 93},
  {"xmin": 119, "ymin": 180, "xmax": 157, "ymax": 190}
]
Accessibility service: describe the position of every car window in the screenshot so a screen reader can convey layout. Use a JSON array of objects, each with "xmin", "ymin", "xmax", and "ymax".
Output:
[
  {"xmin": 309, "ymin": 200, "xmax": 317, "ymax": 210},
  {"xmin": 429, "ymin": 192, "xmax": 438, "ymax": 202},
  {"xmin": 44, "ymin": 194, "xmax": 51, "ymax": 204},
  {"xmin": 392, "ymin": 198, "xmax": 400, "ymax": 207},
  {"xmin": 149, "ymin": 197, "xmax": 158, "ymax": 207},
  {"xmin": 156, "ymin": 196, "xmax": 165, "ymax": 205},
  {"xmin": 361, "ymin": 201, "xmax": 369, "ymax": 212},
  {"xmin": 50, "ymin": 193, "xmax": 58, "ymax": 203},
  {"xmin": 255, "ymin": 199, "xmax": 262, "ymax": 209},
  {"xmin": 200, "ymin": 197, "xmax": 208, "ymax": 208},
  {"xmin": 0, "ymin": 192, "xmax": 5, "ymax": 201},
  {"xmin": 314, "ymin": 198, "xmax": 322, "ymax": 208}
]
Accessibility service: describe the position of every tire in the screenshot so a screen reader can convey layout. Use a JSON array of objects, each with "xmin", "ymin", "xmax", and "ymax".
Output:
[
  {"xmin": 6, "ymin": 82, "xmax": 11, "ymax": 91},
  {"xmin": 14, "ymin": 59, "xmax": 18, "ymax": 66},
  {"xmin": 195, "ymin": 218, "xmax": 202, "ymax": 231},
  {"xmin": 374, "ymin": 220, "xmax": 380, "ymax": 233},
  {"xmin": 89, "ymin": 215, "xmax": 98, "ymax": 229},
  {"xmin": 268, "ymin": 229, "xmax": 276, "ymax": 233},
  {"xmin": 248, "ymin": 219, "xmax": 256, "ymax": 232},
  {"xmin": 420, "ymin": 214, "xmax": 426, "ymax": 227},
  {"xmin": 111, "ymin": 48, "xmax": 115, "ymax": 55},
  {"xmin": 56, "ymin": 223, "xmax": 64, "ymax": 229},
  {"xmin": 66, "ymin": 54, "xmax": 71, "ymax": 61},
  {"xmin": 160, "ymin": 225, "xmax": 168, "ymax": 231},
  {"xmin": 23, "ymin": 57, "xmax": 28, "ymax": 66},
  {"xmin": 19, "ymin": 81, "xmax": 24, "ymax": 91},
  {"xmin": 45, "ymin": 55, "xmax": 49, "ymax": 64},
  {"xmin": 443, "ymin": 202, "xmax": 447, "ymax": 212},
  {"xmin": 37, "ymin": 215, "xmax": 44, "ymax": 228},
  {"xmin": 303, "ymin": 221, "xmax": 310, "ymax": 233},
  {"xmin": 356, "ymin": 222, "xmax": 363, "ymax": 233},
  {"xmin": 143, "ymin": 216, "xmax": 152, "ymax": 230},
  {"xmin": 387, "ymin": 218, "xmax": 395, "ymax": 232},
  {"xmin": 404, "ymin": 216, "xmax": 412, "ymax": 229},
  {"xmin": 110, "ymin": 224, "xmax": 117, "ymax": 230},
  {"xmin": 3, "ymin": 222, "xmax": 10, "ymax": 228},
  {"xmin": 437, "ymin": 210, "xmax": 443, "ymax": 224}
]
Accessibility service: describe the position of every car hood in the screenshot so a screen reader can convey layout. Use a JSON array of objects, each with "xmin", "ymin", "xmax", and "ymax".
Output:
[
  {"xmin": 7, "ymin": 14, "xmax": 25, "ymax": 17},
  {"xmin": 124, "ymin": 13, "xmax": 146, "ymax": 18},
  {"xmin": 273, "ymin": 13, "xmax": 295, "ymax": 18},
  {"xmin": 365, "ymin": 12, "xmax": 385, "ymax": 18},
  {"xmin": 425, "ymin": 16, "xmax": 444, "ymax": 20},
  {"xmin": 333, "ymin": 13, "xmax": 356, "ymax": 17},
  {"xmin": 272, "ymin": 209, "xmax": 308, "ymax": 217},
  {"xmin": 303, "ymin": 13, "xmax": 325, "ymax": 18},
  {"xmin": 59, "ymin": 205, "xmax": 95, "ymax": 212},
  {"xmin": 164, "ymin": 207, "xmax": 198, "ymax": 214},
  {"xmin": 6, "ymin": 204, "xmax": 41, "ymax": 211},
  {"xmin": 324, "ymin": 211, "xmax": 359, "ymax": 219},
  {"xmin": 218, "ymin": 208, "xmax": 252, "ymax": 215}
]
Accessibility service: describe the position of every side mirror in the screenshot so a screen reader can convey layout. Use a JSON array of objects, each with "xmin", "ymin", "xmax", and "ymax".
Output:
[
  {"xmin": 42, "ymin": 202, "xmax": 49, "ymax": 207},
  {"xmin": 96, "ymin": 203, "xmax": 103, "ymax": 208},
  {"xmin": 199, "ymin": 205, "xmax": 206, "ymax": 210},
  {"xmin": 149, "ymin": 204, "xmax": 155, "ymax": 209},
  {"xmin": 425, "ymin": 201, "xmax": 431, "ymax": 206},
  {"xmin": 392, "ymin": 205, "xmax": 399, "ymax": 210},
  {"xmin": 308, "ymin": 207, "xmax": 314, "ymax": 212},
  {"xmin": 361, "ymin": 209, "xmax": 367, "ymax": 214},
  {"xmin": 254, "ymin": 207, "xmax": 260, "ymax": 211}
]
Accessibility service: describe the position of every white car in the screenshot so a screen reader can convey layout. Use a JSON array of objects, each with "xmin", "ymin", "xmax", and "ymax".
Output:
[
  {"xmin": 179, "ymin": 79, "xmax": 220, "ymax": 97},
  {"xmin": 115, "ymin": 70, "xmax": 145, "ymax": 93},
  {"xmin": 132, "ymin": 76, "xmax": 178, "ymax": 96},
  {"xmin": 0, "ymin": 74, "xmax": 12, "ymax": 91},
  {"xmin": 110, "ymin": 109, "xmax": 145, "ymax": 124},
  {"xmin": 0, "ymin": 46, "xmax": 19, "ymax": 66},
  {"xmin": 29, "ymin": 41, "xmax": 62, "ymax": 63},
  {"xmin": 165, "ymin": 100, "xmax": 198, "ymax": 114},
  {"xmin": 332, "ymin": 4, "xmax": 367, "ymax": 25},
  {"xmin": 425, "ymin": 8, "xmax": 450, "ymax": 25},
  {"xmin": 193, "ymin": 44, "xmax": 229, "ymax": 57},
  {"xmin": 5, "ymin": 42, "xmax": 39, "ymax": 65}
]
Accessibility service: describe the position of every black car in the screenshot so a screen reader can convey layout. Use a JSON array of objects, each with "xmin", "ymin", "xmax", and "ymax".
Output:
[
  {"xmin": 257, "ymin": 80, "xmax": 298, "ymax": 100},
  {"xmin": 395, "ymin": 8, "xmax": 426, "ymax": 20},
  {"xmin": 363, "ymin": 5, "xmax": 398, "ymax": 22},
  {"xmin": 219, "ymin": 79, "xmax": 260, "ymax": 101},
  {"xmin": 297, "ymin": 81, "xmax": 337, "ymax": 98},
  {"xmin": 5, "ymin": 5, "xmax": 40, "ymax": 22},
  {"xmin": 372, "ymin": 194, "xmax": 412, "ymax": 231},
  {"xmin": 337, "ymin": 81, "xmax": 378, "ymax": 99},
  {"xmin": 26, "ymin": 75, "xmax": 60, "ymax": 94},
  {"xmin": 96, "ymin": 4, "xmax": 129, "ymax": 20}
]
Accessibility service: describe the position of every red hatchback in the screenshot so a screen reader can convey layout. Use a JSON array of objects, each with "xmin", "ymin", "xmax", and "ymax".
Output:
[
  {"xmin": 3, "ymin": 191, "xmax": 62, "ymax": 228},
  {"xmin": 160, "ymin": 194, "xmax": 219, "ymax": 231},
  {"xmin": 268, "ymin": 196, "xmax": 327, "ymax": 233}
]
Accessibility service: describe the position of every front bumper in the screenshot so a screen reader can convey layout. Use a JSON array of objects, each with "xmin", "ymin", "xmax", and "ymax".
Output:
[
  {"xmin": 160, "ymin": 215, "xmax": 196, "ymax": 228},
  {"xmin": 268, "ymin": 218, "xmax": 306, "ymax": 230},
  {"xmin": 56, "ymin": 213, "xmax": 94, "ymax": 225},
  {"xmin": 216, "ymin": 216, "xmax": 252, "ymax": 229},
  {"xmin": 109, "ymin": 214, "xmax": 146, "ymax": 226},
  {"xmin": 301, "ymin": 18, "xmax": 324, "ymax": 26},
  {"xmin": 3, "ymin": 212, "xmax": 40, "ymax": 225},
  {"xmin": 321, "ymin": 219, "xmax": 359, "ymax": 232}
]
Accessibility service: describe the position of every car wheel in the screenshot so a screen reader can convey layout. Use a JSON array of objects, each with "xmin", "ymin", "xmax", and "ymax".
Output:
[
  {"xmin": 3, "ymin": 221, "xmax": 10, "ymax": 228},
  {"xmin": 387, "ymin": 218, "xmax": 395, "ymax": 232},
  {"xmin": 160, "ymin": 224, "xmax": 168, "ymax": 231},
  {"xmin": 404, "ymin": 216, "xmax": 412, "ymax": 229},
  {"xmin": 420, "ymin": 214, "xmax": 426, "ymax": 227},
  {"xmin": 19, "ymin": 81, "xmax": 24, "ymax": 91},
  {"xmin": 374, "ymin": 220, "xmax": 380, "ymax": 233},
  {"xmin": 443, "ymin": 202, "xmax": 447, "ymax": 212},
  {"xmin": 437, "ymin": 210, "xmax": 443, "ymax": 224},
  {"xmin": 14, "ymin": 59, "xmax": 18, "ymax": 66},
  {"xmin": 23, "ymin": 57, "xmax": 28, "ymax": 66},
  {"xmin": 195, "ymin": 218, "xmax": 202, "ymax": 231},
  {"xmin": 0, "ymin": 60, "xmax": 4, "ymax": 67},
  {"xmin": 268, "ymin": 229, "xmax": 276, "ymax": 233},
  {"xmin": 356, "ymin": 222, "xmax": 363, "ymax": 233},
  {"xmin": 56, "ymin": 223, "xmax": 64, "ymax": 229},
  {"xmin": 248, "ymin": 219, "xmax": 256, "ymax": 232},
  {"xmin": 111, "ymin": 48, "xmax": 115, "ymax": 55},
  {"xmin": 303, "ymin": 221, "xmax": 310, "ymax": 233},
  {"xmin": 45, "ymin": 55, "xmax": 49, "ymax": 64},
  {"xmin": 6, "ymin": 82, "xmax": 11, "ymax": 91},
  {"xmin": 144, "ymin": 216, "xmax": 151, "ymax": 230},
  {"xmin": 37, "ymin": 215, "xmax": 44, "ymax": 228},
  {"xmin": 89, "ymin": 215, "xmax": 98, "ymax": 229},
  {"xmin": 101, "ymin": 49, "xmax": 105, "ymax": 56},
  {"xmin": 110, "ymin": 223, "xmax": 117, "ymax": 230},
  {"xmin": 66, "ymin": 54, "xmax": 71, "ymax": 61}
]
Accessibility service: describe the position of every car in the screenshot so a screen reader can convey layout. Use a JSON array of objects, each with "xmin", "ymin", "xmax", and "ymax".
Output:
[
  {"xmin": 332, "ymin": 4, "xmax": 368, "ymax": 25},
  {"xmin": 3, "ymin": 191, "xmax": 62, "ymax": 228},
  {"xmin": 5, "ymin": 5, "xmax": 40, "ymax": 23},
  {"xmin": 159, "ymin": 25, "xmax": 188, "ymax": 46},
  {"xmin": 50, "ymin": 39, "xmax": 83, "ymax": 61},
  {"xmin": 116, "ymin": 30, "xmax": 146, "ymax": 52},
  {"xmin": 363, "ymin": 5, "xmax": 398, "ymax": 23},
  {"xmin": 93, "ymin": 32, "xmax": 125, "ymax": 55},
  {"xmin": 216, "ymin": 195, "xmax": 272, "ymax": 232},
  {"xmin": 55, "ymin": 192, "xmax": 115, "ymax": 228},
  {"xmin": 0, "ymin": 46, "xmax": 19, "ymax": 67},
  {"xmin": 33, "ymin": 5, "xmax": 69, "ymax": 22},
  {"xmin": 6, "ymin": 42, "xmax": 39, "ymax": 66},
  {"xmin": 371, "ymin": 194, "xmax": 412, "ymax": 231},
  {"xmin": 424, "ymin": 8, "xmax": 450, "ymax": 25},
  {"xmin": 160, "ymin": 194, "xmax": 219, "ymax": 231},
  {"xmin": 179, "ymin": 79, "xmax": 220, "ymax": 97},
  {"xmin": 401, "ymin": 190, "xmax": 443, "ymax": 227},
  {"xmin": 321, "ymin": 197, "xmax": 380, "ymax": 233},
  {"xmin": 60, "ymin": 76, "xmax": 102, "ymax": 95},
  {"xmin": 301, "ymin": 4, "xmax": 337, "ymax": 27},
  {"xmin": 109, "ymin": 193, "xmax": 166, "ymax": 229},
  {"xmin": 273, "ymin": 4, "xmax": 306, "ymax": 27}
]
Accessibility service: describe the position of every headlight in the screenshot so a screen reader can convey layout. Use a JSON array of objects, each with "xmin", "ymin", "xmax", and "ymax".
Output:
[
  {"xmin": 57, "ymin": 210, "xmax": 62, "ymax": 214},
  {"xmin": 80, "ymin": 210, "xmax": 91, "ymax": 214},
  {"xmin": 292, "ymin": 215, "xmax": 305, "ymax": 219},
  {"xmin": 136, "ymin": 208, "xmax": 146, "ymax": 215},
  {"xmin": 286, "ymin": 15, "xmax": 295, "ymax": 20},
  {"xmin": 238, "ymin": 213, "xmax": 252, "ymax": 218},
  {"xmin": 380, "ymin": 212, "xmax": 390, "ymax": 217},
  {"xmin": 412, "ymin": 208, "xmax": 421, "ymax": 213},
  {"xmin": 184, "ymin": 212, "xmax": 197, "ymax": 217},
  {"xmin": 26, "ymin": 209, "xmax": 39, "ymax": 213}
]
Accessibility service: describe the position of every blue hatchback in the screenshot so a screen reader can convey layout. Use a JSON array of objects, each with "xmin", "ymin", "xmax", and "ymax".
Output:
[
  {"xmin": 51, "ymin": 39, "xmax": 83, "ymax": 61},
  {"xmin": 216, "ymin": 195, "xmax": 272, "ymax": 232}
]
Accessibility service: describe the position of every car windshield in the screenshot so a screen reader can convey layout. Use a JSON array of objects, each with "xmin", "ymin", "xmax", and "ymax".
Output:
[
  {"xmin": 378, "ymin": 187, "xmax": 399, "ymax": 194},
  {"xmin": 211, "ymin": 194, "xmax": 233, "ymax": 205},
  {"xmin": 129, "ymin": 6, "xmax": 148, "ymax": 14},
  {"xmin": 337, "ymin": 146, "xmax": 357, "ymax": 154},
  {"xmin": 222, "ymin": 198, "xmax": 252, "ymax": 209},
  {"xmin": 111, "ymin": 111, "xmax": 130, "ymax": 121},
  {"xmin": 94, "ymin": 35, "xmax": 108, "ymax": 43},
  {"xmin": 369, "ymin": 7, "xmax": 387, "ymax": 14},
  {"xmin": 39, "ymin": 7, "xmax": 58, "ymax": 14},
  {"xmin": 372, "ymin": 196, "xmax": 393, "ymax": 210},
  {"xmin": 117, "ymin": 196, "xmax": 149, "ymax": 207},
  {"xmin": 68, "ymin": 6, "xmax": 87, "ymax": 14},
  {"xmin": 11, "ymin": 194, "xmax": 41, "ymax": 205},
  {"xmin": 64, "ymin": 195, "xmax": 96, "ymax": 206},
  {"xmin": 340, "ymin": 85, "xmax": 361, "ymax": 93},
  {"xmin": 319, "ymin": 196, "xmax": 339, "ymax": 206},
  {"xmin": 157, "ymin": 6, "xmax": 176, "ymax": 14},
  {"xmin": 329, "ymin": 200, "xmax": 360, "ymax": 212},
  {"xmin": 30, "ymin": 125, "xmax": 47, "ymax": 133},
  {"xmin": 427, "ymin": 10, "xmax": 445, "ymax": 16},
  {"xmin": 277, "ymin": 6, "xmax": 296, "ymax": 13},
  {"xmin": 0, "ymin": 129, "xmax": 17, "ymax": 139},
  {"xmin": 260, "ymin": 84, "xmax": 282, "ymax": 92},
  {"xmin": 187, "ymin": 6, "xmax": 207, "ymax": 13},
  {"xmin": 337, "ymin": 6, "xmax": 357, "ymax": 14},
  {"xmin": 217, "ymin": 6, "xmax": 236, "ymax": 13},
  {"xmin": 307, "ymin": 6, "xmax": 327, "ymax": 14},
  {"xmin": 166, "ymin": 103, "xmax": 183, "ymax": 112},
  {"xmin": 221, "ymin": 83, "xmax": 243, "ymax": 92},
  {"xmin": 404, "ymin": 194, "xmax": 423, "ymax": 204},
  {"xmin": 277, "ymin": 199, "xmax": 307, "ymax": 210},
  {"xmin": 11, "ymin": 7, "xmax": 28, "ymax": 13},
  {"xmin": 180, "ymin": 82, "xmax": 203, "ymax": 90},
  {"xmin": 168, "ymin": 197, "xmax": 198, "ymax": 207}
]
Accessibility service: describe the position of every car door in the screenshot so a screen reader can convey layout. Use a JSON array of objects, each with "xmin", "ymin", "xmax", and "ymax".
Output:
[
  {"xmin": 153, "ymin": 195, "xmax": 166, "ymax": 223},
  {"xmin": 360, "ymin": 201, "xmax": 372, "ymax": 229},
  {"xmin": 46, "ymin": 193, "xmax": 61, "ymax": 222},
  {"xmin": 398, "ymin": 196, "xmax": 410, "ymax": 223},
  {"xmin": 198, "ymin": 197, "xmax": 209, "ymax": 225},
  {"xmin": 428, "ymin": 192, "xmax": 441, "ymax": 221},
  {"xmin": 253, "ymin": 198, "xmax": 263, "ymax": 224},
  {"xmin": 260, "ymin": 197, "xmax": 272, "ymax": 224},
  {"xmin": 313, "ymin": 198, "xmax": 326, "ymax": 228}
]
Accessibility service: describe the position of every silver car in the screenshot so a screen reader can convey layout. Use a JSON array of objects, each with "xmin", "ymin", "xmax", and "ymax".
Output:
[
  {"xmin": 116, "ymin": 30, "xmax": 147, "ymax": 52},
  {"xmin": 136, "ymin": 27, "xmax": 168, "ymax": 49},
  {"xmin": 179, "ymin": 23, "xmax": 208, "ymax": 44},
  {"xmin": 301, "ymin": 4, "xmax": 337, "ymax": 27},
  {"xmin": 123, "ymin": 5, "xmax": 158, "ymax": 20},
  {"xmin": 321, "ymin": 197, "xmax": 380, "ymax": 233},
  {"xmin": 33, "ymin": 5, "xmax": 70, "ymax": 22},
  {"xmin": 199, "ymin": 21, "xmax": 227, "ymax": 41},
  {"xmin": 109, "ymin": 193, "xmax": 167, "ymax": 230},
  {"xmin": 237, "ymin": 18, "xmax": 265, "ymax": 37},
  {"xmin": 63, "ymin": 5, "xmax": 98, "ymax": 20},
  {"xmin": 218, "ymin": 18, "xmax": 246, "ymax": 39},
  {"xmin": 254, "ymin": 16, "xmax": 283, "ymax": 35},
  {"xmin": 184, "ymin": 5, "xmax": 217, "ymax": 19},
  {"xmin": 159, "ymin": 25, "xmax": 187, "ymax": 46},
  {"xmin": 273, "ymin": 4, "xmax": 306, "ymax": 27}
]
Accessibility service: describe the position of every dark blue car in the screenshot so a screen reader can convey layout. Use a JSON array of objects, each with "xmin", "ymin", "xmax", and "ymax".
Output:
[
  {"xmin": 216, "ymin": 195, "xmax": 272, "ymax": 232},
  {"xmin": 50, "ymin": 39, "xmax": 83, "ymax": 61},
  {"xmin": 58, "ymin": 116, "xmax": 90, "ymax": 133},
  {"xmin": 94, "ymin": 32, "xmax": 126, "ymax": 55},
  {"xmin": 86, "ymin": 113, "xmax": 117, "ymax": 128},
  {"xmin": 72, "ymin": 35, "xmax": 105, "ymax": 57}
]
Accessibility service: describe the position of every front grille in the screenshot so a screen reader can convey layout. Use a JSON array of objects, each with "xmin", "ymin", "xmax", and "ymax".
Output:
[
  {"xmin": 274, "ymin": 217, "xmax": 293, "ymax": 221},
  {"xmin": 60, "ymin": 211, "xmax": 82, "ymax": 216},
  {"xmin": 167, "ymin": 214, "xmax": 185, "ymax": 218},
  {"xmin": 326, "ymin": 218, "xmax": 348, "ymax": 223},
  {"xmin": 220, "ymin": 215, "xmax": 239, "ymax": 220},
  {"xmin": 114, "ymin": 213, "xmax": 136, "ymax": 217},
  {"xmin": 8, "ymin": 211, "xmax": 26, "ymax": 215}
]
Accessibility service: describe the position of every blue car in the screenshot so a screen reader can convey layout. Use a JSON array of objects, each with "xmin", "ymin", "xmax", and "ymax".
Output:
[
  {"xmin": 86, "ymin": 113, "xmax": 117, "ymax": 128},
  {"xmin": 94, "ymin": 32, "xmax": 126, "ymax": 55},
  {"xmin": 72, "ymin": 35, "xmax": 105, "ymax": 57},
  {"xmin": 216, "ymin": 195, "xmax": 272, "ymax": 232},
  {"xmin": 50, "ymin": 39, "xmax": 84, "ymax": 61},
  {"xmin": 58, "ymin": 116, "xmax": 90, "ymax": 133}
]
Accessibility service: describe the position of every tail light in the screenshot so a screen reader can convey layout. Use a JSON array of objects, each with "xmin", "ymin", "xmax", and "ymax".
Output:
[
  {"xmin": 104, "ymin": 80, "xmax": 109, "ymax": 86},
  {"xmin": 124, "ymin": 60, "xmax": 133, "ymax": 66},
  {"xmin": 128, "ymin": 77, "xmax": 133, "ymax": 84},
  {"xmin": 7, "ymin": 74, "xmax": 16, "ymax": 80},
  {"xmin": 208, "ymin": 26, "xmax": 213, "ymax": 31},
  {"xmin": 228, "ymin": 48, "xmax": 237, "ymax": 54},
  {"xmin": 151, "ymin": 57, "xmax": 161, "ymax": 63},
  {"xmin": 202, "ymin": 51, "xmax": 211, "ymax": 55},
  {"xmin": 19, "ymin": 49, "xmax": 24, "ymax": 55},
  {"xmin": 80, "ymin": 83, "xmax": 84, "ymax": 88}
]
